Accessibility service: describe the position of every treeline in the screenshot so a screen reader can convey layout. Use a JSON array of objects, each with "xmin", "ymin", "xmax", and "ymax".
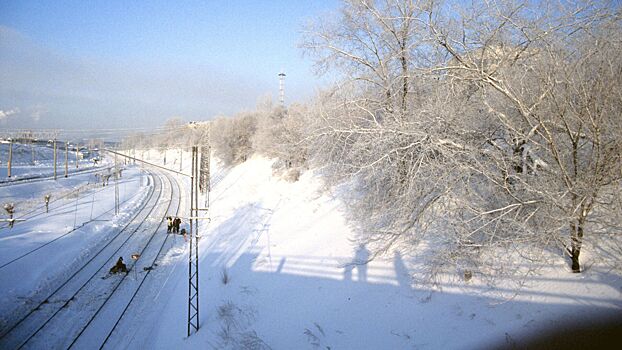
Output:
[
  {"xmin": 122, "ymin": 99, "xmax": 312, "ymax": 180},
  {"xmin": 121, "ymin": 118, "xmax": 206, "ymax": 151},
  {"xmin": 131, "ymin": 0, "xmax": 622, "ymax": 282},
  {"xmin": 207, "ymin": 99, "xmax": 312, "ymax": 182}
]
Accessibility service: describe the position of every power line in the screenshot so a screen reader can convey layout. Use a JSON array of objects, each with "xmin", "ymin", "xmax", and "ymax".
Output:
[
  {"xmin": 0, "ymin": 125, "xmax": 202, "ymax": 139},
  {"xmin": 103, "ymin": 147, "xmax": 209, "ymax": 338}
]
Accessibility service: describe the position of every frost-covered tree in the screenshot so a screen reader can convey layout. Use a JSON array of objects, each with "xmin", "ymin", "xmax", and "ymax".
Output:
[
  {"xmin": 159, "ymin": 117, "xmax": 185, "ymax": 148},
  {"xmin": 211, "ymin": 113, "xmax": 257, "ymax": 166},
  {"xmin": 253, "ymin": 102, "xmax": 310, "ymax": 170},
  {"xmin": 303, "ymin": 0, "xmax": 622, "ymax": 280},
  {"xmin": 423, "ymin": 0, "xmax": 622, "ymax": 273}
]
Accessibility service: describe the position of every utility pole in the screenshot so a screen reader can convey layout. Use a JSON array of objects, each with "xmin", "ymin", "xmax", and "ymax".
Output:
[
  {"xmin": 179, "ymin": 148, "xmax": 183, "ymax": 171},
  {"xmin": 7, "ymin": 139, "xmax": 12, "ymax": 178},
  {"xmin": 114, "ymin": 152, "xmax": 119, "ymax": 215},
  {"xmin": 76, "ymin": 145, "xmax": 79, "ymax": 168},
  {"xmin": 53, "ymin": 139, "xmax": 57, "ymax": 180},
  {"xmin": 65, "ymin": 141, "xmax": 69, "ymax": 178},
  {"xmin": 31, "ymin": 139, "xmax": 35, "ymax": 165},
  {"xmin": 102, "ymin": 147, "xmax": 207, "ymax": 337},
  {"xmin": 188, "ymin": 145, "xmax": 200, "ymax": 336}
]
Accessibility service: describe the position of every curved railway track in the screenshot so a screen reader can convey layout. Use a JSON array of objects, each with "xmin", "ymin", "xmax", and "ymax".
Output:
[
  {"xmin": 71, "ymin": 170, "xmax": 183, "ymax": 349},
  {"xmin": 0, "ymin": 169, "xmax": 183, "ymax": 349},
  {"xmin": 0, "ymin": 169, "xmax": 160, "ymax": 343},
  {"xmin": 0, "ymin": 175, "xmax": 152, "ymax": 270}
]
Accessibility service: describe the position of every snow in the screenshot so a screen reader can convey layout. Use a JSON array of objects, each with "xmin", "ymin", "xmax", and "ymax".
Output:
[
  {"xmin": 1, "ymin": 148, "xmax": 620, "ymax": 349},
  {"xmin": 0, "ymin": 142, "xmax": 98, "ymax": 180}
]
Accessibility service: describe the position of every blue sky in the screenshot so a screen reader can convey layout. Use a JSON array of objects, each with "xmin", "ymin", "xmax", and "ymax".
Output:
[{"xmin": 0, "ymin": 0, "xmax": 339, "ymax": 133}]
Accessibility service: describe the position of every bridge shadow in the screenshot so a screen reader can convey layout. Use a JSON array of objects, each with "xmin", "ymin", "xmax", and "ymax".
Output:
[
  {"xmin": 171, "ymin": 186, "xmax": 622, "ymax": 349},
  {"xmin": 195, "ymin": 246, "xmax": 621, "ymax": 349}
]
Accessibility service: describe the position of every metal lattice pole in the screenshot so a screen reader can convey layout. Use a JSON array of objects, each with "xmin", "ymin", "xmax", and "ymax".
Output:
[
  {"xmin": 101, "ymin": 147, "xmax": 206, "ymax": 338},
  {"xmin": 188, "ymin": 146, "xmax": 200, "ymax": 336},
  {"xmin": 194, "ymin": 146, "xmax": 200, "ymax": 329},
  {"xmin": 278, "ymin": 71, "xmax": 286, "ymax": 106},
  {"xmin": 187, "ymin": 148, "xmax": 194, "ymax": 336},
  {"xmin": 200, "ymin": 145, "xmax": 211, "ymax": 208}
]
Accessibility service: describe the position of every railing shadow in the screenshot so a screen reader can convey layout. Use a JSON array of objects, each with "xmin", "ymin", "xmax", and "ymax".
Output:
[{"xmin": 196, "ymin": 245, "xmax": 621, "ymax": 349}]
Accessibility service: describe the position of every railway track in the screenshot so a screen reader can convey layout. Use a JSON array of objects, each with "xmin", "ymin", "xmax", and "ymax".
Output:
[
  {"xmin": 0, "ymin": 175, "xmax": 152, "ymax": 270},
  {"xmin": 71, "ymin": 170, "xmax": 183, "ymax": 349},
  {"xmin": 0, "ymin": 169, "xmax": 178, "ymax": 349},
  {"xmin": 0, "ymin": 167, "xmax": 134, "ymax": 231}
]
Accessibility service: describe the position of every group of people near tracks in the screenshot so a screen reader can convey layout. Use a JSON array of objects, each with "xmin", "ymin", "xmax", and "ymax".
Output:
[
  {"xmin": 167, "ymin": 216, "xmax": 181, "ymax": 233},
  {"xmin": 108, "ymin": 215, "xmax": 187, "ymax": 276},
  {"xmin": 167, "ymin": 216, "xmax": 187, "ymax": 241}
]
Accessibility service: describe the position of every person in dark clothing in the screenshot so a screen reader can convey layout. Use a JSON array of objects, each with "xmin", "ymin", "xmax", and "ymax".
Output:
[
  {"xmin": 109, "ymin": 256, "xmax": 128, "ymax": 274},
  {"xmin": 180, "ymin": 228, "xmax": 187, "ymax": 241},
  {"xmin": 174, "ymin": 217, "xmax": 181, "ymax": 233},
  {"xmin": 166, "ymin": 216, "xmax": 173, "ymax": 233}
]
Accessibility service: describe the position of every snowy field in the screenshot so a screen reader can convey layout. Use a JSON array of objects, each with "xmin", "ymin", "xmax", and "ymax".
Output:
[
  {"xmin": 0, "ymin": 146, "xmax": 620, "ymax": 349},
  {"xmin": 0, "ymin": 142, "xmax": 99, "ymax": 180}
]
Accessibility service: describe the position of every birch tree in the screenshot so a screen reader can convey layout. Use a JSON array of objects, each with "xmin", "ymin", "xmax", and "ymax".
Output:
[
  {"xmin": 424, "ymin": 0, "xmax": 622, "ymax": 273},
  {"xmin": 304, "ymin": 0, "xmax": 621, "ymax": 278}
]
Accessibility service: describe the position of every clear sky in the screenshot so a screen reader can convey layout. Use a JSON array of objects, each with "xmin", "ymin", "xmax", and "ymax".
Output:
[{"xmin": 0, "ymin": 0, "xmax": 339, "ymax": 134}]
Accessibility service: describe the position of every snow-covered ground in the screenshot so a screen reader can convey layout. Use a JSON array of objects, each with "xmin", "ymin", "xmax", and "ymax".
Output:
[
  {"xmin": 0, "ymin": 142, "xmax": 99, "ymax": 180},
  {"xmin": 108, "ymin": 154, "xmax": 622, "ymax": 349},
  {"xmin": 0, "ymin": 145, "xmax": 155, "ymax": 348},
  {"xmin": 1, "ymin": 147, "xmax": 620, "ymax": 349}
]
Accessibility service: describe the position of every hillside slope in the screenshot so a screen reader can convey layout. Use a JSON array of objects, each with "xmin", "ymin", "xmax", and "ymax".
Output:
[{"xmin": 108, "ymin": 156, "xmax": 622, "ymax": 349}]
